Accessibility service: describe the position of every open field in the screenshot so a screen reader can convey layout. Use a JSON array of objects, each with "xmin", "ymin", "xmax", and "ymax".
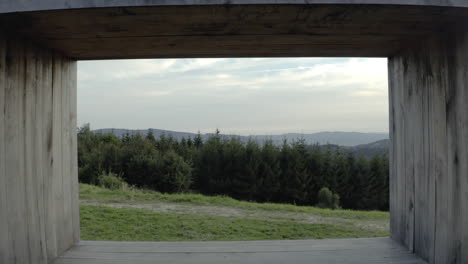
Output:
[{"xmin": 80, "ymin": 184, "xmax": 389, "ymax": 241}]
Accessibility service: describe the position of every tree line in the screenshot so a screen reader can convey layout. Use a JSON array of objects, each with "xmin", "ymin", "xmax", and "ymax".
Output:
[{"xmin": 78, "ymin": 125, "xmax": 389, "ymax": 211}]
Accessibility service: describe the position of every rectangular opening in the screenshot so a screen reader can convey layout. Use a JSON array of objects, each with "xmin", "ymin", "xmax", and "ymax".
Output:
[
  {"xmin": 76, "ymin": 57, "xmax": 390, "ymax": 243},
  {"xmin": 3, "ymin": 3, "xmax": 465, "ymax": 263}
]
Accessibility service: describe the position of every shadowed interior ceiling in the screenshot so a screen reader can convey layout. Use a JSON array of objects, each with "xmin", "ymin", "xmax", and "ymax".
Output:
[{"xmin": 1, "ymin": 4, "xmax": 467, "ymax": 59}]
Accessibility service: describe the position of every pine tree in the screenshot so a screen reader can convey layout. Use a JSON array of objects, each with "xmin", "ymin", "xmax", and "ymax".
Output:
[
  {"xmin": 368, "ymin": 155, "xmax": 385, "ymax": 210},
  {"xmin": 341, "ymin": 153, "xmax": 357, "ymax": 209},
  {"xmin": 287, "ymin": 139, "xmax": 313, "ymax": 205},
  {"xmin": 230, "ymin": 138, "xmax": 257, "ymax": 200},
  {"xmin": 278, "ymin": 139, "xmax": 289, "ymax": 203},
  {"xmin": 187, "ymin": 137, "xmax": 194, "ymax": 147},
  {"xmin": 194, "ymin": 131, "xmax": 203, "ymax": 148},
  {"xmin": 256, "ymin": 140, "xmax": 280, "ymax": 202},
  {"xmin": 146, "ymin": 130, "xmax": 156, "ymax": 144},
  {"xmin": 354, "ymin": 155, "xmax": 371, "ymax": 210},
  {"xmin": 306, "ymin": 145, "xmax": 323, "ymax": 203},
  {"xmin": 334, "ymin": 151, "xmax": 351, "ymax": 208},
  {"xmin": 196, "ymin": 133, "xmax": 223, "ymax": 194}
]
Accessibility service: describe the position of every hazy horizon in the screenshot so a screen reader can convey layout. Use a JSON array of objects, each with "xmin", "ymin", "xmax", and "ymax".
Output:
[
  {"xmin": 78, "ymin": 58, "xmax": 389, "ymax": 136},
  {"xmin": 88, "ymin": 126, "xmax": 389, "ymax": 136}
]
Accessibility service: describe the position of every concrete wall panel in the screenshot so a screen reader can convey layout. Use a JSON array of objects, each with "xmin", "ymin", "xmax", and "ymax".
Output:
[
  {"xmin": 389, "ymin": 28, "xmax": 468, "ymax": 264},
  {"xmin": 0, "ymin": 34, "xmax": 78, "ymax": 264}
]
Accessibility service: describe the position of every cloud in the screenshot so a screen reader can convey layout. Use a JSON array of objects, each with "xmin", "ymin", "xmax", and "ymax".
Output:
[
  {"xmin": 77, "ymin": 58, "xmax": 389, "ymax": 134},
  {"xmin": 78, "ymin": 58, "xmax": 227, "ymax": 81}
]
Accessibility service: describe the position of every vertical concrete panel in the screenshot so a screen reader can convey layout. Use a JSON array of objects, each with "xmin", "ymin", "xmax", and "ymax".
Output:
[
  {"xmin": 389, "ymin": 29, "xmax": 468, "ymax": 264},
  {"xmin": 5, "ymin": 38, "xmax": 29, "ymax": 264},
  {"xmin": 69, "ymin": 61, "xmax": 80, "ymax": 244},
  {"xmin": 457, "ymin": 29, "xmax": 468, "ymax": 264},
  {"xmin": 43, "ymin": 49, "xmax": 58, "ymax": 260},
  {"xmin": 34, "ymin": 46, "xmax": 49, "ymax": 264},
  {"xmin": 448, "ymin": 28, "xmax": 468, "ymax": 264},
  {"xmin": 0, "ymin": 35, "xmax": 78, "ymax": 263},
  {"xmin": 402, "ymin": 52, "xmax": 416, "ymax": 253},
  {"xmin": 458, "ymin": 35, "xmax": 468, "ymax": 264},
  {"xmin": 445, "ymin": 65, "xmax": 460, "ymax": 263},
  {"xmin": 428, "ymin": 38, "xmax": 450, "ymax": 264},
  {"xmin": 389, "ymin": 54, "xmax": 415, "ymax": 249},
  {"xmin": 52, "ymin": 54, "xmax": 65, "ymax": 256},
  {"xmin": 61, "ymin": 57, "xmax": 73, "ymax": 250},
  {"xmin": 388, "ymin": 56, "xmax": 403, "ymax": 243},
  {"xmin": 0, "ymin": 36, "xmax": 10, "ymax": 264},
  {"xmin": 24, "ymin": 44, "xmax": 46, "ymax": 264}
]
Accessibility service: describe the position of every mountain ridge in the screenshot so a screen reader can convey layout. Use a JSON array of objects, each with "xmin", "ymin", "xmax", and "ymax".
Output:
[{"xmin": 93, "ymin": 128, "xmax": 388, "ymax": 147}]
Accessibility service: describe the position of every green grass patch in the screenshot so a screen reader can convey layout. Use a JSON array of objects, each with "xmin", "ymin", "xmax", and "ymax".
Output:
[
  {"xmin": 80, "ymin": 183, "xmax": 389, "ymax": 221},
  {"xmin": 80, "ymin": 205, "xmax": 388, "ymax": 241}
]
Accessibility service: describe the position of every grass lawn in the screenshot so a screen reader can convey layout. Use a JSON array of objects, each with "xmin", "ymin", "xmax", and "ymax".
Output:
[
  {"xmin": 80, "ymin": 184, "xmax": 388, "ymax": 221},
  {"xmin": 80, "ymin": 205, "xmax": 388, "ymax": 241},
  {"xmin": 79, "ymin": 184, "xmax": 389, "ymax": 241}
]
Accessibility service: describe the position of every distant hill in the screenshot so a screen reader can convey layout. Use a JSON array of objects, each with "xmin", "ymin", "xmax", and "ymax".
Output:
[
  {"xmin": 306, "ymin": 139, "xmax": 389, "ymax": 158},
  {"xmin": 93, "ymin": 128, "xmax": 388, "ymax": 147},
  {"xmin": 348, "ymin": 139, "xmax": 389, "ymax": 158}
]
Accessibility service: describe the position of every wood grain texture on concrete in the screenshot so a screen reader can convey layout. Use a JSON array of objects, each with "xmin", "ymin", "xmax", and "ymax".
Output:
[
  {"xmin": 388, "ymin": 26, "xmax": 468, "ymax": 264},
  {"xmin": 0, "ymin": 35, "xmax": 9, "ymax": 264},
  {"xmin": 445, "ymin": 26, "xmax": 468, "ymax": 264},
  {"xmin": 0, "ymin": 34, "xmax": 78, "ymax": 264},
  {"xmin": 1, "ymin": 0, "xmax": 468, "ymax": 14},
  {"xmin": 1, "ymin": 1, "xmax": 468, "ymax": 264},
  {"xmin": 1, "ymin": 4, "xmax": 468, "ymax": 59},
  {"xmin": 53, "ymin": 238, "xmax": 427, "ymax": 264}
]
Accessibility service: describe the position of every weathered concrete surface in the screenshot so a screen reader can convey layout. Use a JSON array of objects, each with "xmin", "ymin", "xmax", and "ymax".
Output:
[
  {"xmin": 389, "ymin": 26, "xmax": 468, "ymax": 264},
  {"xmin": 1, "ymin": 4, "xmax": 467, "ymax": 59},
  {"xmin": 0, "ymin": 34, "xmax": 79, "ymax": 264},
  {"xmin": 1, "ymin": 0, "xmax": 468, "ymax": 14},
  {"xmin": 53, "ymin": 238, "xmax": 427, "ymax": 264},
  {"xmin": 0, "ymin": 1, "xmax": 468, "ymax": 264}
]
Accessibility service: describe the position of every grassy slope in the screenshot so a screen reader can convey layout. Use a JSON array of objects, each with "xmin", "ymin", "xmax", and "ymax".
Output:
[
  {"xmin": 81, "ymin": 205, "xmax": 387, "ymax": 241},
  {"xmin": 80, "ymin": 184, "xmax": 389, "ymax": 241},
  {"xmin": 80, "ymin": 184, "xmax": 388, "ymax": 221}
]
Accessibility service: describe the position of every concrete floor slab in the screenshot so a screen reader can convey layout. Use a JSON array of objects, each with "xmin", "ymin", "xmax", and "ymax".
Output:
[{"xmin": 53, "ymin": 238, "xmax": 427, "ymax": 264}]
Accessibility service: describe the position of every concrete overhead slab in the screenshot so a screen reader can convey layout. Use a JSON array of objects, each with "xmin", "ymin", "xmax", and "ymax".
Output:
[
  {"xmin": 1, "ymin": 0, "xmax": 468, "ymax": 14},
  {"xmin": 2, "ymin": 2, "xmax": 467, "ymax": 59}
]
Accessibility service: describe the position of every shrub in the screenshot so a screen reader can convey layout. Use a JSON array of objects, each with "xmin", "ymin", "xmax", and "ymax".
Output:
[
  {"xmin": 317, "ymin": 187, "xmax": 340, "ymax": 209},
  {"xmin": 161, "ymin": 150, "xmax": 193, "ymax": 193},
  {"xmin": 332, "ymin": 193, "xmax": 340, "ymax": 210},
  {"xmin": 98, "ymin": 172, "xmax": 128, "ymax": 190},
  {"xmin": 317, "ymin": 187, "xmax": 333, "ymax": 208}
]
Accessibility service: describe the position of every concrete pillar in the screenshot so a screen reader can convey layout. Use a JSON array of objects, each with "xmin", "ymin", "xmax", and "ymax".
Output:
[
  {"xmin": 0, "ymin": 34, "xmax": 79, "ymax": 264},
  {"xmin": 389, "ymin": 27, "xmax": 468, "ymax": 264}
]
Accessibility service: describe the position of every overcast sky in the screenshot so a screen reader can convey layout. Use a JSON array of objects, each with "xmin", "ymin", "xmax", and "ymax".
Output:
[{"xmin": 78, "ymin": 58, "xmax": 388, "ymax": 135}]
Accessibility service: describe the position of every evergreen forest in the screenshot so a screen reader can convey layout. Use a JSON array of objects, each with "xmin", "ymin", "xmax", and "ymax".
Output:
[{"xmin": 78, "ymin": 125, "xmax": 389, "ymax": 211}]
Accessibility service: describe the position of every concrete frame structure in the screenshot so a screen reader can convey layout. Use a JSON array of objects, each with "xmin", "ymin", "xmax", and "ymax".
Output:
[{"xmin": 0, "ymin": 1, "xmax": 467, "ymax": 263}]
